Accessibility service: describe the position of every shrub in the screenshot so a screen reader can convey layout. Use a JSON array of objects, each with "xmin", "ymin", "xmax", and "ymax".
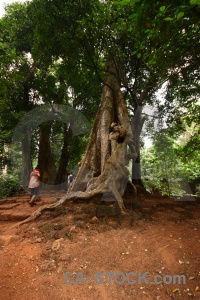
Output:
[{"xmin": 0, "ymin": 176, "xmax": 21, "ymax": 198}]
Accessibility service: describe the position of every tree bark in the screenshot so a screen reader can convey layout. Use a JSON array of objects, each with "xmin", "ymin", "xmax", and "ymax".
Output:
[
  {"xmin": 65, "ymin": 60, "xmax": 137, "ymax": 212},
  {"xmin": 54, "ymin": 124, "xmax": 72, "ymax": 187},
  {"xmin": 131, "ymin": 105, "xmax": 145, "ymax": 187},
  {"xmin": 38, "ymin": 121, "xmax": 57, "ymax": 184}
]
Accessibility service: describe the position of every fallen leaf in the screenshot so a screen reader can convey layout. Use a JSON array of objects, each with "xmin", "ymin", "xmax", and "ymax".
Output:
[
  {"xmin": 172, "ymin": 288, "xmax": 179, "ymax": 293},
  {"xmin": 178, "ymin": 260, "xmax": 184, "ymax": 264}
]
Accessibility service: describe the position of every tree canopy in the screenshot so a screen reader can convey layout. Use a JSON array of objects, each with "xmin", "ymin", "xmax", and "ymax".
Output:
[{"xmin": 0, "ymin": 0, "xmax": 199, "ymax": 201}]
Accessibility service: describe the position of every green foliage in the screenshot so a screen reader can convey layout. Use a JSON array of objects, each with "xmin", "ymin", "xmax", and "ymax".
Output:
[
  {"xmin": 190, "ymin": 0, "xmax": 200, "ymax": 5},
  {"xmin": 0, "ymin": 0, "xmax": 199, "ymax": 188},
  {"xmin": 0, "ymin": 1, "xmax": 101, "ymax": 183},
  {"xmin": 0, "ymin": 175, "xmax": 21, "ymax": 198},
  {"xmin": 141, "ymin": 132, "xmax": 187, "ymax": 197},
  {"xmin": 141, "ymin": 118, "xmax": 200, "ymax": 197}
]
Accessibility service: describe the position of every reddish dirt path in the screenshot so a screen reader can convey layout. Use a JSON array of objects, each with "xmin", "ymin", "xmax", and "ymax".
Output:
[{"xmin": 0, "ymin": 190, "xmax": 199, "ymax": 300}]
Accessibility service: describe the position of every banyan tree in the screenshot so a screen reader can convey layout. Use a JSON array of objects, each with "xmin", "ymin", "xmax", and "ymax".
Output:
[{"xmin": 22, "ymin": 60, "xmax": 138, "ymax": 223}]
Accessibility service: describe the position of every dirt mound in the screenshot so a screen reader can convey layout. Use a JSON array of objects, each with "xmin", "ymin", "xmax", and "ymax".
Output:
[{"xmin": 0, "ymin": 190, "xmax": 199, "ymax": 299}]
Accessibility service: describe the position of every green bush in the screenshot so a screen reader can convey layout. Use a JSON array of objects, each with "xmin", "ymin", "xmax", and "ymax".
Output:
[{"xmin": 0, "ymin": 176, "xmax": 21, "ymax": 198}]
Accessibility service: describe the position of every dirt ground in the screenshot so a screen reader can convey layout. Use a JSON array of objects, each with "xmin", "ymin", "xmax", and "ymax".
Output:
[{"xmin": 0, "ymin": 188, "xmax": 199, "ymax": 300}]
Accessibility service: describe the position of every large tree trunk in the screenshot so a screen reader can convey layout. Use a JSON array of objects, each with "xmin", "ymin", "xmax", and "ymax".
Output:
[
  {"xmin": 131, "ymin": 105, "xmax": 145, "ymax": 187},
  {"xmin": 38, "ymin": 121, "xmax": 57, "ymax": 184},
  {"xmin": 54, "ymin": 124, "xmax": 72, "ymax": 187},
  {"xmin": 67, "ymin": 60, "xmax": 137, "ymax": 211}
]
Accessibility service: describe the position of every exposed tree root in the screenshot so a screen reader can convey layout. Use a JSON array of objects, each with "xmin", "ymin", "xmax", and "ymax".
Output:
[
  {"xmin": 17, "ymin": 170, "xmax": 137, "ymax": 228},
  {"xmin": 16, "ymin": 187, "xmax": 110, "ymax": 226},
  {"xmin": 17, "ymin": 176, "xmax": 130, "ymax": 226}
]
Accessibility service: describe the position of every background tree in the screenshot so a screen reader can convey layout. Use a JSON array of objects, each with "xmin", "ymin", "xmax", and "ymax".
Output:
[
  {"xmin": 0, "ymin": 2, "xmax": 37, "ymax": 181},
  {"xmin": 0, "ymin": 1, "xmax": 101, "ymax": 187},
  {"xmin": 141, "ymin": 132, "xmax": 186, "ymax": 197}
]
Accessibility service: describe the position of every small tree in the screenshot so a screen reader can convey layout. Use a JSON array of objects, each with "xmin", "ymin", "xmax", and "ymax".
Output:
[{"xmin": 141, "ymin": 131, "xmax": 187, "ymax": 197}]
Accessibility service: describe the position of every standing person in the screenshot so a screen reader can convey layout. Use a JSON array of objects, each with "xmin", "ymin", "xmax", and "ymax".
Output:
[
  {"xmin": 28, "ymin": 166, "xmax": 40, "ymax": 206},
  {"xmin": 67, "ymin": 172, "xmax": 74, "ymax": 189}
]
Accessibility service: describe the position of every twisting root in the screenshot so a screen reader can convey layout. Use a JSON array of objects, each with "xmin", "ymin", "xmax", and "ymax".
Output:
[{"xmin": 16, "ymin": 188, "xmax": 108, "ymax": 226}]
